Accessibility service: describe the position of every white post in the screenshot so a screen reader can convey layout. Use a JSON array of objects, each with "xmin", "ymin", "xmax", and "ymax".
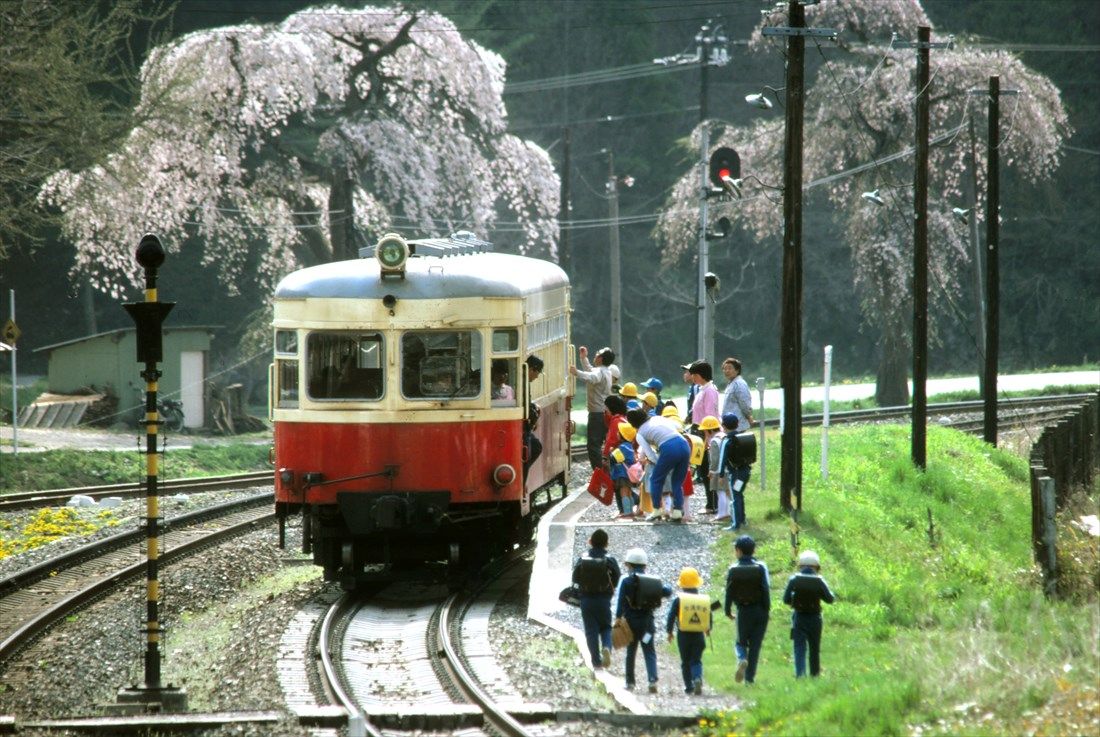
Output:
[
  {"xmin": 8, "ymin": 290, "xmax": 16, "ymax": 454},
  {"xmin": 821, "ymin": 345, "xmax": 832, "ymax": 479},
  {"xmin": 697, "ymin": 125, "xmax": 710, "ymax": 362},
  {"xmin": 756, "ymin": 376, "xmax": 766, "ymax": 491}
]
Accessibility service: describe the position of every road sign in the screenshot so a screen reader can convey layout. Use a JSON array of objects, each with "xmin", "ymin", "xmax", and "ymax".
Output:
[{"xmin": 2, "ymin": 319, "xmax": 19, "ymax": 345}]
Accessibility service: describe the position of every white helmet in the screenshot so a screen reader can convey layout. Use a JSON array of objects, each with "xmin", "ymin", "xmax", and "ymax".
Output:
[
  {"xmin": 624, "ymin": 547, "xmax": 648, "ymax": 566},
  {"xmin": 798, "ymin": 550, "xmax": 820, "ymax": 568}
]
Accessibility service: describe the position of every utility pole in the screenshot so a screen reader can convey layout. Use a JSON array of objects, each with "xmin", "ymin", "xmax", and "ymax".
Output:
[
  {"xmin": 912, "ymin": 25, "xmax": 931, "ymax": 471},
  {"xmin": 893, "ymin": 26, "xmax": 952, "ymax": 470},
  {"xmin": 984, "ymin": 75, "xmax": 1001, "ymax": 446},
  {"xmin": 606, "ymin": 151, "xmax": 622, "ymax": 359},
  {"xmin": 763, "ymin": 2, "xmax": 834, "ymax": 511},
  {"xmin": 655, "ymin": 21, "xmax": 728, "ymax": 364}
]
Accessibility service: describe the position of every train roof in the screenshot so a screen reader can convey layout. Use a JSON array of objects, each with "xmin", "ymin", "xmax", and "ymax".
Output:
[{"xmin": 274, "ymin": 251, "xmax": 568, "ymax": 301}]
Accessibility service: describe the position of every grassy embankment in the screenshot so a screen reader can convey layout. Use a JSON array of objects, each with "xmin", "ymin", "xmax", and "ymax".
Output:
[
  {"xmin": 689, "ymin": 423, "xmax": 1098, "ymax": 737},
  {"xmin": 0, "ymin": 443, "xmax": 272, "ymax": 494}
]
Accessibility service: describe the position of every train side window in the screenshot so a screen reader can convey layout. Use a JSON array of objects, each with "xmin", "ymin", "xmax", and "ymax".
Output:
[
  {"xmin": 402, "ymin": 331, "xmax": 482, "ymax": 399},
  {"xmin": 492, "ymin": 329, "xmax": 518, "ymax": 353},
  {"xmin": 307, "ymin": 332, "xmax": 384, "ymax": 400},
  {"xmin": 277, "ymin": 359, "xmax": 299, "ymax": 407}
]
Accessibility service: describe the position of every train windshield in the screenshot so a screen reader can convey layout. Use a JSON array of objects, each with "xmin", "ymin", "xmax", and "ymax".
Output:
[
  {"xmin": 306, "ymin": 332, "xmax": 384, "ymax": 400},
  {"xmin": 402, "ymin": 331, "xmax": 482, "ymax": 399}
]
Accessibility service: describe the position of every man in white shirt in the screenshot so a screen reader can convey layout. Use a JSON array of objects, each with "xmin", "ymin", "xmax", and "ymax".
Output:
[{"xmin": 570, "ymin": 345, "xmax": 617, "ymax": 470}]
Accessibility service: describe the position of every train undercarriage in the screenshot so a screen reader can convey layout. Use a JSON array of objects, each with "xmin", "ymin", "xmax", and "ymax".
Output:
[{"xmin": 276, "ymin": 473, "xmax": 568, "ymax": 588}]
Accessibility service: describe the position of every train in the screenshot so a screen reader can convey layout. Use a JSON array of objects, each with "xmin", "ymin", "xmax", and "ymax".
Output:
[{"xmin": 269, "ymin": 232, "xmax": 573, "ymax": 587}]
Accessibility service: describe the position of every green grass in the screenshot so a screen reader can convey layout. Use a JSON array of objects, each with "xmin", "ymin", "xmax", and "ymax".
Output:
[
  {"xmin": 0, "ymin": 443, "xmax": 272, "ymax": 493},
  {"xmin": 688, "ymin": 423, "xmax": 1098, "ymax": 737}
]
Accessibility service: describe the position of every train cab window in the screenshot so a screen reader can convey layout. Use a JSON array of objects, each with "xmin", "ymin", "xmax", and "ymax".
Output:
[
  {"xmin": 492, "ymin": 329, "xmax": 518, "ymax": 352},
  {"xmin": 490, "ymin": 358, "xmax": 518, "ymax": 407},
  {"xmin": 307, "ymin": 332, "xmax": 384, "ymax": 400},
  {"xmin": 402, "ymin": 331, "xmax": 482, "ymax": 399}
]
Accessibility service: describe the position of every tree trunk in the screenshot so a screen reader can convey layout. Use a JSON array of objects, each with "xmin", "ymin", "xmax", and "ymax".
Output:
[
  {"xmin": 875, "ymin": 323, "xmax": 910, "ymax": 407},
  {"xmin": 329, "ymin": 172, "xmax": 357, "ymax": 263},
  {"xmin": 81, "ymin": 280, "xmax": 97, "ymax": 335}
]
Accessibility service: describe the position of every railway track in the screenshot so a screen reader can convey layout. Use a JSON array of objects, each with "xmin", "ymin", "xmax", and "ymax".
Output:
[
  {"xmin": 0, "ymin": 470, "xmax": 273, "ymax": 513},
  {"xmin": 0, "ymin": 492, "xmax": 275, "ymax": 665},
  {"xmin": 316, "ymin": 551, "xmax": 545, "ymax": 737}
]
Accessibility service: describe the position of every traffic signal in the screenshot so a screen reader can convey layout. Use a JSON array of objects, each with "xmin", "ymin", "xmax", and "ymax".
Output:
[{"xmin": 708, "ymin": 147, "xmax": 741, "ymax": 189}]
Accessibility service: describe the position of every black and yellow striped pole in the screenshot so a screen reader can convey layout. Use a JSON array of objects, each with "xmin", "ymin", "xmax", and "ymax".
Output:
[{"xmin": 118, "ymin": 234, "xmax": 187, "ymax": 712}]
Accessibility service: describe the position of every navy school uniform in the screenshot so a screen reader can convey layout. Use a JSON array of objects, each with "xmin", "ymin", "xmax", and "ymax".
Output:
[
  {"xmin": 572, "ymin": 547, "xmax": 621, "ymax": 668},
  {"xmin": 615, "ymin": 569, "xmax": 672, "ymax": 687},
  {"xmin": 782, "ymin": 566, "xmax": 836, "ymax": 677},
  {"xmin": 665, "ymin": 588, "xmax": 713, "ymax": 693},
  {"xmin": 724, "ymin": 556, "xmax": 771, "ymax": 683}
]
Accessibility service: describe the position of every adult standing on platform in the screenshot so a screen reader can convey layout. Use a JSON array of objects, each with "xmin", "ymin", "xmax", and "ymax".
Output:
[
  {"xmin": 571, "ymin": 346, "xmax": 617, "ymax": 470},
  {"xmin": 688, "ymin": 361, "xmax": 719, "ymax": 513},
  {"xmin": 720, "ymin": 357, "xmax": 755, "ymax": 432},
  {"xmin": 681, "ymin": 363, "xmax": 699, "ymax": 419}
]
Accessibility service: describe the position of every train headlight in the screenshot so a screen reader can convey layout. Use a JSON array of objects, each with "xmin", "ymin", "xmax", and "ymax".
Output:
[
  {"xmin": 376, "ymin": 233, "xmax": 409, "ymax": 278},
  {"xmin": 492, "ymin": 463, "xmax": 517, "ymax": 488}
]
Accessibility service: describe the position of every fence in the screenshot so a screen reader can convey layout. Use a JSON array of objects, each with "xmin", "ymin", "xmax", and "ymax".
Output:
[{"xmin": 1029, "ymin": 391, "xmax": 1099, "ymax": 595}]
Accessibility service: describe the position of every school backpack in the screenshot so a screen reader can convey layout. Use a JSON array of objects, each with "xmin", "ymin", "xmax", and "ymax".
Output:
[
  {"xmin": 722, "ymin": 431, "xmax": 758, "ymax": 471},
  {"xmin": 726, "ymin": 563, "xmax": 766, "ymax": 606},
  {"xmin": 677, "ymin": 592, "xmax": 712, "ymax": 633},
  {"xmin": 574, "ymin": 555, "xmax": 614, "ymax": 594},
  {"xmin": 629, "ymin": 573, "xmax": 664, "ymax": 609}
]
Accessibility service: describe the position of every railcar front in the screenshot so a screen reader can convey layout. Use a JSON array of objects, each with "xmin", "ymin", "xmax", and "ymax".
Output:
[{"xmin": 270, "ymin": 235, "xmax": 571, "ymax": 585}]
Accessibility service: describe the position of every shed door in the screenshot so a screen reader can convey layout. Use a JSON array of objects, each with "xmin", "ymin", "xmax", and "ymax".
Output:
[{"xmin": 180, "ymin": 351, "xmax": 205, "ymax": 428}]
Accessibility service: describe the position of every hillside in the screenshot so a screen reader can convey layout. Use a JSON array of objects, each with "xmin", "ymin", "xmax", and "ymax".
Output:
[{"xmin": 699, "ymin": 424, "xmax": 1098, "ymax": 736}]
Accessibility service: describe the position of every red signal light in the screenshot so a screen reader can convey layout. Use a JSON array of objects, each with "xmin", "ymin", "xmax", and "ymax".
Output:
[{"xmin": 718, "ymin": 167, "xmax": 732, "ymax": 181}]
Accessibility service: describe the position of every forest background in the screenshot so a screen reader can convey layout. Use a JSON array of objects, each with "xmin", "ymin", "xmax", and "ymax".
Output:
[{"xmin": 1, "ymin": 0, "xmax": 1097, "ymax": 403}]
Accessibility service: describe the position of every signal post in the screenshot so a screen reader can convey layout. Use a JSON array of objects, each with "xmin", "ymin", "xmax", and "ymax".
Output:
[{"xmin": 115, "ymin": 234, "xmax": 187, "ymax": 713}]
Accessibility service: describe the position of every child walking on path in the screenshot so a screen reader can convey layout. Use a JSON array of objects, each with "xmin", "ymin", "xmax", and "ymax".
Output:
[
  {"xmin": 782, "ymin": 550, "xmax": 836, "ymax": 677},
  {"xmin": 665, "ymin": 567, "xmax": 715, "ymax": 695},
  {"xmin": 572, "ymin": 529, "xmax": 621, "ymax": 670},
  {"xmin": 724, "ymin": 535, "xmax": 770, "ymax": 684},
  {"xmin": 615, "ymin": 547, "xmax": 672, "ymax": 692}
]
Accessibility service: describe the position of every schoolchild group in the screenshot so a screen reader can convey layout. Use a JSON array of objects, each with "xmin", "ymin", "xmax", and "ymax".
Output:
[
  {"xmin": 572, "ymin": 528, "xmax": 836, "ymax": 695},
  {"xmin": 568, "ymin": 345, "xmax": 836, "ymax": 694},
  {"xmin": 570, "ymin": 345, "xmax": 757, "ymax": 527}
]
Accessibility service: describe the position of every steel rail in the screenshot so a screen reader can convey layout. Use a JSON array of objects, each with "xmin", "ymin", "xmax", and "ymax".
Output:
[
  {"xmin": 436, "ymin": 551, "xmax": 534, "ymax": 737},
  {"xmin": 318, "ymin": 594, "xmax": 384, "ymax": 737}
]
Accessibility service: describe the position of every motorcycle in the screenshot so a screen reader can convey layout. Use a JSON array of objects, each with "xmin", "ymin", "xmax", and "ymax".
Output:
[{"xmin": 158, "ymin": 398, "xmax": 185, "ymax": 432}]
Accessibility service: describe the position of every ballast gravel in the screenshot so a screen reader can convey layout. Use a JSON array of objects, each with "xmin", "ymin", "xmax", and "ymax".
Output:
[{"xmin": 0, "ymin": 479, "xmax": 725, "ymax": 737}]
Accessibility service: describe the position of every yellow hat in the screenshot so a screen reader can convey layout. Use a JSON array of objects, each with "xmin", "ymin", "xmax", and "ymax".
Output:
[
  {"xmin": 618, "ymin": 422, "xmax": 637, "ymax": 442},
  {"xmin": 661, "ymin": 404, "xmax": 680, "ymax": 418},
  {"xmin": 619, "ymin": 382, "xmax": 639, "ymax": 398},
  {"xmin": 641, "ymin": 391, "xmax": 658, "ymax": 408},
  {"xmin": 678, "ymin": 567, "xmax": 702, "ymax": 588},
  {"xmin": 699, "ymin": 415, "xmax": 721, "ymax": 431}
]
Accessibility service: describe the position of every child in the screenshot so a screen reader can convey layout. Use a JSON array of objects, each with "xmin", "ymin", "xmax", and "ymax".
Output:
[
  {"xmin": 616, "ymin": 547, "xmax": 671, "ymax": 692},
  {"xmin": 572, "ymin": 528, "xmax": 621, "ymax": 669},
  {"xmin": 782, "ymin": 550, "xmax": 836, "ymax": 678},
  {"xmin": 665, "ymin": 567, "xmax": 716, "ymax": 695},
  {"xmin": 708, "ymin": 415, "xmax": 733, "ymax": 523},
  {"xmin": 724, "ymin": 535, "xmax": 770, "ymax": 684},
  {"xmin": 609, "ymin": 422, "xmax": 637, "ymax": 518}
]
